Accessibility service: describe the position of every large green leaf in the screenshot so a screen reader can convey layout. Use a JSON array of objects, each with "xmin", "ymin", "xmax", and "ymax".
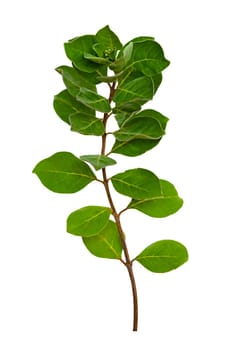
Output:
[
  {"xmin": 95, "ymin": 25, "xmax": 122, "ymax": 55},
  {"xmin": 136, "ymin": 240, "xmax": 188, "ymax": 273},
  {"xmin": 125, "ymin": 40, "xmax": 170, "ymax": 76},
  {"xmin": 82, "ymin": 221, "xmax": 122, "ymax": 259},
  {"xmin": 64, "ymin": 35, "xmax": 98, "ymax": 73},
  {"xmin": 128, "ymin": 180, "xmax": 183, "ymax": 217},
  {"xmin": 33, "ymin": 152, "xmax": 96, "ymax": 193},
  {"xmin": 112, "ymin": 138, "xmax": 161, "ymax": 157},
  {"xmin": 56, "ymin": 66, "xmax": 96, "ymax": 96},
  {"xmin": 111, "ymin": 168, "xmax": 161, "ymax": 200},
  {"xmin": 80, "ymin": 155, "xmax": 116, "ymax": 170},
  {"xmin": 69, "ymin": 113, "xmax": 104, "ymax": 136},
  {"xmin": 114, "ymin": 117, "xmax": 164, "ymax": 141},
  {"xmin": 113, "ymin": 76, "xmax": 154, "ymax": 108},
  {"xmin": 76, "ymin": 88, "xmax": 111, "ymax": 113},
  {"xmin": 53, "ymin": 90, "xmax": 95, "ymax": 124},
  {"xmin": 67, "ymin": 206, "xmax": 111, "ymax": 237}
]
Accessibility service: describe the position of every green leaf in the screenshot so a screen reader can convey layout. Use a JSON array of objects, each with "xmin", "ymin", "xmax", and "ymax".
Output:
[
  {"xmin": 113, "ymin": 76, "xmax": 154, "ymax": 108},
  {"xmin": 53, "ymin": 90, "xmax": 95, "ymax": 124},
  {"xmin": 114, "ymin": 117, "xmax": 164, "ymax": 141},
  {"xmin": 82, "ymin": 221, "xmax": 122, "ymax": 259},
  {"xmin": 55, "ymin": 66, "xmax": 96, "ymax": 96},
  {"xmin": 33, "ymin": 152, "xmax": 96, "ymax": 193},
  {"xmin": 76, "ymin": 87, "xmax": 111, "ymax": 113},
  {"xmin": 84, "ymin": 53, "xmax": 111, "ymax": 65},
  {"xmin": 136, "ymin": 240, "xmax": 188, "ymax": 273},
  {"xmin": 112, "ymin": 138, "xmax": 161, "ymax": 157},
  {"xmin": 111, "ymin": 168, "xmax": 161, "ymax": 200},
  {"xmin": 64, "ymin": 35, "xmax": 98, "ymax": 73},
  {"xmin": 95, "ymin": 25, "xmax": 122, "ymax": 53},
  {"xmin": 69, "ymin": 113, "xmax": 104, "ymax": 136},
  {"xmin": 126, "ymin": 40, "xmax": 170, "ymax": 76},
  {"xmin": 134, "ymin": 109, "xmax": 169, "ymax": 129},
  {"xmin": 67, "ymin": 206, "xmax": 111, "ymax": 237},
  {"xmin": 80, "ymin": 155, "xmax": 116, "ymax": 170},
  {"xmin": 128, "ymin": 180, "xmax": 183, "ymax": 217}
]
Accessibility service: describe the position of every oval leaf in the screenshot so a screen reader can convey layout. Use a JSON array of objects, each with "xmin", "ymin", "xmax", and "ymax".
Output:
[
  {"xmin": 96, "ymin": 25, "xmax": 122, "ymax": 52},
  {"xmin": 112, "ymin": 138, "xmax": 161, "ymax": 157},
  {"xmin": 114, "ymin": 117, "xmax": 164, "ymax": 141},
  {"xmin": 113, "ymin": 76, "xmax": 154, "ymax": 107},
  {"xmin": 128, "ymin": 180, "xmax": 183, "ymax": 217},
  {"xmin": 82, "ymin": 221, "xmax": 122, "ymax": 259},
  {"xmin": 126, "ymin": 40, "xmax": 170, "ymax": 76},
  {"xmin": 67, "ymin": 206, "xmax": 111, "ymax": 237},
  {"xmin": 69, "ymin": 113, "xmax": 104, "ymax": 136},
  {"xmin": 56, "ymin": 65, "xmax": 96, "ymax": 96},
  {"xmin": 76, "ymin": 87, "xmax": 111, "ymax": 113},
  {"xmin": 111, "ymin": 168, "xmax": 161, "ymax": 200},
  {"xmin": 80, "ymin": 155, "xmax": 116, "ymax": 170},
  {"xmin": 136, "ymin": 240, "xmax": 188, "ymax": 273},
  {"xmin": 33, "ymin": 152, "xmax": 96, "ymax": 193},
  {"xmin": 53, "ymin": 90, "xmax": 95, "ymax": 124}
]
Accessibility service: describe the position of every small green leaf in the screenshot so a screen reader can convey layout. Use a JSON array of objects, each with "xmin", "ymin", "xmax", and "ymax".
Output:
[
  {"xmin": 33, "ymin": 152, "xmax": 96, "ymax": 193},
  {"xmin": 67, "ymin": 206, "xmax": 111, "ymax": 237},
  {"xmin": 136, "ymin": 240, "xmax": 188, "ymax": 273},
  {"xmin": 113, "ymin": 76, "xmax": 154, "ymax": 108},
  {"xmin": 82, "ymin": 221, "xmax": 122, "ymax": 259},
  {"xmin": 128, "ymin": 180, "xmax": 183, "ymax": 217},
  {"xmin": 69, "ymin": 113, "xmax": 104, "ymax": 136},
  {"xmin": 134, "ymin": 109, "xmax": 169, "ymax": 129},
  {"xmin": 126, "ymin": 40, "xmax": 170, "ymax": 76},
  {"xmin": 80, "ymin": 155, "xmax": 116, "ymax": 170},
  {"xmin": 56, "ymin": 66, "xmax": 96, "ymax": 96},
  {"xmin": 96, "ymin": 25, "xmax": 122, "ymax": 53},
  {"xmin": 114, "ymin": 117, "xmax": 164, "ymax": 141},
  {"xmin": 111, "ymin": 168, "xmax": 161, "ymax": 200},
  {"xmin": 84, "ymin": 53, "xmax": 111, "ymax": 65},
  {"xmin": 53, "ymin": 90, "xmax": 95, "ymax": 124},
  {"xmin": 76, "ymin": 88, "xmax": 111, "ymax": 113}
]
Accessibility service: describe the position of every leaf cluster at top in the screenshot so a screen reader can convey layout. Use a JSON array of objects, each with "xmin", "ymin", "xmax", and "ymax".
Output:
[{"xmin": 53, "ymin": 25, "xmax": 170, "ymax": 157}]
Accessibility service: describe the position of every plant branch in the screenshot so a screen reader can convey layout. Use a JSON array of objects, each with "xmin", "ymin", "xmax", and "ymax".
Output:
[{"xmin": 100, "ymin": 82, "xmax": 139, "ymax": 332}]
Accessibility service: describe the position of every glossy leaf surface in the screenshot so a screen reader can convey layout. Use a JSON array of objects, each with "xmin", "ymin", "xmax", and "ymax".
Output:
[
  {"xmin": 67, "ymin": 206, "xmax": 111, "ymax": 237},
  {"xmin": 83, "ymin": 221, "xmax": 122, "ymax": 259},
  {"xmin": 53, "ymin": 90, "xmax": 95, "ymax": 124},
  {"xmin": 136, "ymin": 240, "xmax": 188, "ymax": 273},
  {"xmin": 33, "ymin": 152, "xmax": 96, "ymax": 193},
  {"xmin": 80, "ymin": 155, "xmax": 116, "ymax": 170},
  {"xmin": 69, "ymin": 113, "xmax": 104, "ymax": 136},
  {"xmin": 114, "ymin": 117, "xmax": 164, "ymax": 141},
  {"xmin": 96, "ymin": 25, "xmax": 122, "ymax": 54},
  {"xmin": 76, "ymin": 88, "xmax": 111, "ymax": 113},
  {"xmin": 111, "ymin": 168, "xmax": 161, "ymax": 200},
  {"xmin": 128, "ymin": 180, "xmax": 183, "ymax": 217}
]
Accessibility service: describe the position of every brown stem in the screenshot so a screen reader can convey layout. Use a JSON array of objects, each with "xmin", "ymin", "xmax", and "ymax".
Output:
[{"xmin": 100, "ymin": 83, "xmax": 139, "ymax": 331}]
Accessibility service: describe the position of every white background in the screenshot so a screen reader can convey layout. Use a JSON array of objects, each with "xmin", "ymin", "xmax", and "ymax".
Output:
[{"xmin": 1, "ymin": 0, "xmax": 233, "ymax": 348}]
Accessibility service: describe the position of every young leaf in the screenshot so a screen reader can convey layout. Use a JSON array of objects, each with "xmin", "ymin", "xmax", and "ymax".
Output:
[
  {"xmin": 33, "ymin": 152, "xmax": 96, "ymax": 193},
  {"xmin": 136, "ymin": 240, "xmax": 188, "ymax": 273},
  {"xmin": 125, "ymin": 40, "xmax": 170, "ymax": 76},
  {"xmin": 114, "ymin": 117, "xmax": 164, "ymax": 141},
  {"xmin": 128, "ymin": 180, "xmax": 183, "ymax": 217},
  {"xmin": 53, "ymin": 90, "xmax": 95, "ymax": 124},
  {"xmin": 76, "ymin": 87, "xmax": 111, "ymax": 113},
  {"xmin": 80, "ymin": 155, "xmax": 116, "ymax": 170},
  {"xmin": 82, "ymin": 221, "xmax": 122, "ymax": 259},
  {"xmin": 56, "ymin": 65, "xmax": 96, "ymax": 96},
  {"xmin": 69, "ymin": 113, "xmax": 104, "ymax": 136},
  {"xmin": 95, "ymin": 25, "xmax": 122, "ymax": 53},
  {"xmin": 111, "ymin": 168, "xmax": 161, "ymax": 200},
  {"xmin": 84, "ymin": 53, "xmax": 111, "ymax": 65},
  {"xmin": 67, "ymin": 206, "xmax": 111, "ymax": 237}
]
